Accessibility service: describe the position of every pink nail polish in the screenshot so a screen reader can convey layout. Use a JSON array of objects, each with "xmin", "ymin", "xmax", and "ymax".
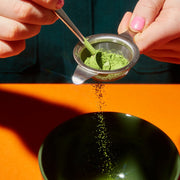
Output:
[
  {"xmin": 56, "ymin": 0, "xmax": 64, "ymax": 9},
  {"xmin": 130, "ymin": 16, "xmax": 145, "ymax": 31}
]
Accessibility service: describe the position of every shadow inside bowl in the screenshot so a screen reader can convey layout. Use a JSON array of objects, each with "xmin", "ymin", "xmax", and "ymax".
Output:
[{"xmin": 38, "ymin": 112, "xmax": 180, "ymax": 180}]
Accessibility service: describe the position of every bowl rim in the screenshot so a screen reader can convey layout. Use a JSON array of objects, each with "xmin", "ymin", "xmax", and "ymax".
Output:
[{"xmin": 38, "ymin": 143, "xmax": 48, "ymax": 180}]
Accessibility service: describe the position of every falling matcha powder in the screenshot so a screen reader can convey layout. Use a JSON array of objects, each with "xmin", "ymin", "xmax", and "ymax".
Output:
[{"xmin": 92, "ymin": 83, "xmax": 113, "ymax": 178}]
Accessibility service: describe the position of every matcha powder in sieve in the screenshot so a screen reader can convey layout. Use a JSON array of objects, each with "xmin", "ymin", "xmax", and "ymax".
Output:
[
  {"xmin": 83, "ymin": 38, "xmax": 129, "ymax": 71},
  {"xmin": 84, "ymin": 50, "xmax": 129, "ymax": 71}
]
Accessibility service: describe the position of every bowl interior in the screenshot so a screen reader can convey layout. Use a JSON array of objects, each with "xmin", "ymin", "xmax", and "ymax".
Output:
[{"xmin": 38, "ymin": 112, "xmax": 180, "ymax": 180}]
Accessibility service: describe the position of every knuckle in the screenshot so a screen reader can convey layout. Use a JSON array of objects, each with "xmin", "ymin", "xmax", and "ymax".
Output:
[
  {"xmin": 0, "ymin": 43, "xmax": 3, "ymax": 57},
  {"xmin": 6, "ymin": 23, "xmax": 41, "ymax": 41},
  {"xmin": 42, "ymin": 0, "xmax": 57, "ymax": 9},
  {"xmin": 13, "ymin": 1, "xmax": 57, "ymax": 25},
  {"xmin": 37, "ymin": 26, "xmax": 41, "ymax": 34},
  {"xmin": 19, "ymin": 40, "xmax": 26, "ymax": 52},
  {"xmin": 33, "ymin": 25, "xmax": 41, "ymax": 36},
  {"xmin": 45, "ymin": 16, "xmax": 57, "ymax": 24},
  {"xmin": 13, "ymin": 2, "xmax": 33, "ymax": 21},
  {"xmin": 42, "ymin": 17, "xmax": 57, "ymax": 25},
  {"xmin": 137, "ymin": 0, "xmax": 161, "ymax": 13},
  {"xmin": 7, "ymin": 23, "xmax": 20, "ymax": 40},
  {"xmin": 41, "ymin": 11, "xmax": 58, "ymax": 25},
  {"xmin": 0, "ymin": 40, "xmax": 26, "ymax": 58}
]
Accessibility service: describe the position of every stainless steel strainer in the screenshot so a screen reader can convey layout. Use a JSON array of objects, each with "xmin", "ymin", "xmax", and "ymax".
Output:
[{"xmin": 72, "ymin": 32, "xmax": 140, "ymax": 84}]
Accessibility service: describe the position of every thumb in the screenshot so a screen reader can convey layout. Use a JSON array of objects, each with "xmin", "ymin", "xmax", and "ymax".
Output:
[
  {"xmin": 118, "ymin": 12, "xmax": 132, "ymax": 34},
  {"xmin": 129, "ymin": 0, "xmax": 164, "ymax": 32}
]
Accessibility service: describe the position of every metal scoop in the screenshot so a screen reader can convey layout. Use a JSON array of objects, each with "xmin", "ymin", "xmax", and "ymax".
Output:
[{"xmin": 55, "ymin": 9, "xmax": 96, "ymax": 54}]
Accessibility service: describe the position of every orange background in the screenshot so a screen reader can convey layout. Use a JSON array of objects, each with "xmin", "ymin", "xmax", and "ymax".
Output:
[{"xmin": 0, "ymin": 84, "xmax": 179, "ymax": 180}]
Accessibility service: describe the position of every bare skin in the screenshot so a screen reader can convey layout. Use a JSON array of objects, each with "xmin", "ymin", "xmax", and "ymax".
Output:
[
  {"xmin": 118, "ymin": 0, "xmax": 180, "ymax": 64},
  {"xmin": 0, "ymin": 0, "xmax": 64, "ymax": 58}
]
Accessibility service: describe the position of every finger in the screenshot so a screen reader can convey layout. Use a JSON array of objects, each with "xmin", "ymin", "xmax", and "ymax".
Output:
[
  {"xmin": 0, "ymin": 16, "xmax": 41, "ymax": 41},
  {"xmin": 134, "ymin": 13, "xmax": 180, "ymax": 53},
  {"xmin": 145, "ymin": 55, "xmax": 180, "ymax": 64},
  {"xmin": 32, "ymin": 0, "xmax": 64, "ymax": 10},
  {"xmin": 148, "ymin": 38, "xmax": 180, "ymax": 51},
  {"xmin": 118, "ymin": 12, "xmax": 132, "ymax": 34},
  {"xmin": 0, "ymin": 40, "xmax": 25, "ymax": 58},
  {"xmin": 0, "ymin": 0, "xmax": 58, "ymax": 25},
  {"xmin": 129, "ymin": 0, "xmax": 164, "ymax": 32},
  {"xmin": 145, "ymin": 49, "xmax": 180, "ymax": 59},
  {"xmin": 144, "ymin": 43, "xmax": 180, "ymax": 64}
]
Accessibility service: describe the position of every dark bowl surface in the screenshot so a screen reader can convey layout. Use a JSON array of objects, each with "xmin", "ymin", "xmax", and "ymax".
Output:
[{"xmin": 38, "ymin": 112, "xmax": 180, "ymax": 180}]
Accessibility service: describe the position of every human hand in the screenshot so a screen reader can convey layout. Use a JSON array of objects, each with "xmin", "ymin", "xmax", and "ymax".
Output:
[
  {"xmin": 0, "ymin": 0, "xmax": 64, "ymax": 58},
  {"xmin": 118, "ymin": 0, "xmax": 180, "ymax": 64}
]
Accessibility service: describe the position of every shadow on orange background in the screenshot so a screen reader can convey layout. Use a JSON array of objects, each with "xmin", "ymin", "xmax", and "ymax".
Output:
[{"xmin": 0, "ymin": 89, "xmax": 82, "ymax": 155}]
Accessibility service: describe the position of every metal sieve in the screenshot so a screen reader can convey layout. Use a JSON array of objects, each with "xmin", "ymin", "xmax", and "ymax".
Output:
[{"xmin": 72, "ymin": 32, "xmax": 140, "ymax": 84}]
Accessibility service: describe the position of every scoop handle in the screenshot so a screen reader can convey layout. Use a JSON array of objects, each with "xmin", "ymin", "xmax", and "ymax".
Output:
[{"xmin": 55, "ymin": 9, "xmax": 85, "ymax": 44}]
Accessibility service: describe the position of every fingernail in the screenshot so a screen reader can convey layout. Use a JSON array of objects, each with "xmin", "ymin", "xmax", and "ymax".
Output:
[
  {"xmin": 56, "ymin": 0, "xmax": 64, "ymax": 9},
  {"xmin": 130, "ymin": 16, "xmax": 145, "ymax": 32}
]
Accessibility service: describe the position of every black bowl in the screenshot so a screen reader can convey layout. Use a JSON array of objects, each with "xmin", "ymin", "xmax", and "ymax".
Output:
[{"xmin": 38, "ymin": 112, "xmax": 180, "ymax": 180}]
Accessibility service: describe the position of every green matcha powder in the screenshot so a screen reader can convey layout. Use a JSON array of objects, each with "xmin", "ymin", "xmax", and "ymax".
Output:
[
  {"xmin": 92, "ymin": 83, "xmax": 113, "ymax": 179},
  {"xmin": 85, "ymin": 38, "xmax": 128, "ymax": 179},
  {"xmin": 84, "ymin": 38, "xmax": 129, "ymax": 71}
]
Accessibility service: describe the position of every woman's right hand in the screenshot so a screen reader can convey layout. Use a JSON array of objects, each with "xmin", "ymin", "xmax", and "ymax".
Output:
[
  {"xmin": 0, "ymin": 0, "xmax": 64, "ymax": 58},
  {"xmin": 118, "ymin": 0, "xmax": 180, "ymax": 64}
]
